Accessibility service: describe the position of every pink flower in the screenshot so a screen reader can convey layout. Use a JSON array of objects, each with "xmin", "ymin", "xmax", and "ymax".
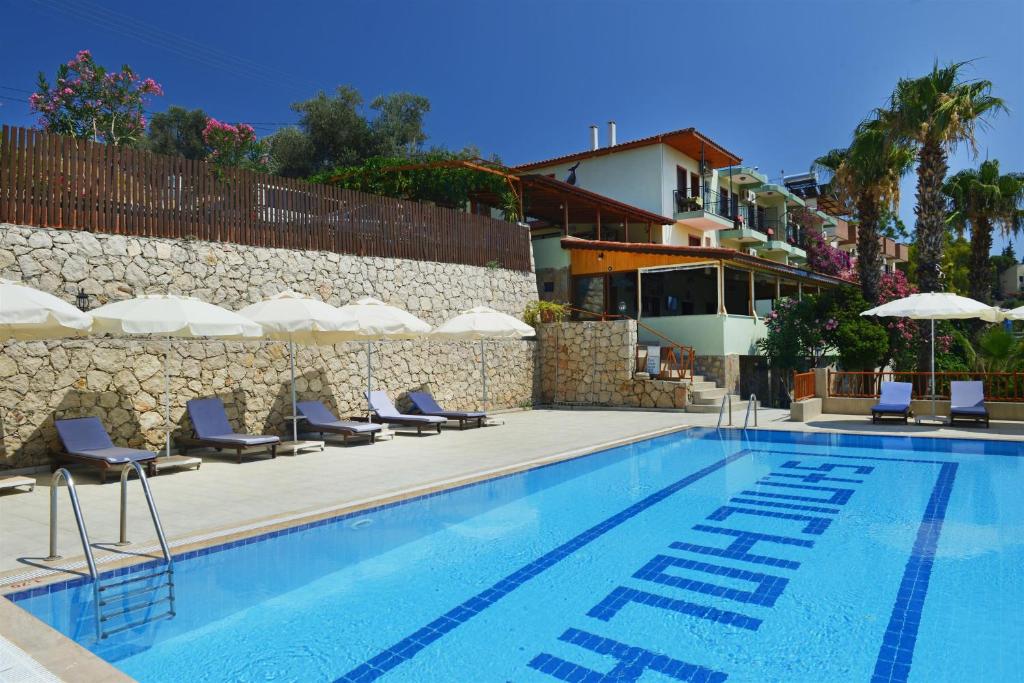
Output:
[{"xmin": 61, "ymin": 87, "xmax": 73, "ymax": 96}]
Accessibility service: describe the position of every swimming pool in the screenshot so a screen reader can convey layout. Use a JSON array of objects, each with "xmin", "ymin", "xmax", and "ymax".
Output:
[{"xmin": 7, "ymin": 428, "xmax": 1024, "ymax": 682}]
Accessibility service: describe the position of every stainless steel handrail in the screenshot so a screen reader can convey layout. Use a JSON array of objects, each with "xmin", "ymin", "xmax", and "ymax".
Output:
[
  {"xmin": 46, "ymin": 468, "xmax": 98, "ymax": 578},
  {"xmin": 118, "ymin": 462, "xmax": 174, "ymax": 567},
  {"xmin": 716, "ymin": 393, "xmax": 732, "ymax": 428},
  {"xmin": 46, "ymin": 468, "xmax": 103, "ymax": 641},
  {"xmin": 743, "ymin": 393, "xmax": 758, "ymax": 429}
]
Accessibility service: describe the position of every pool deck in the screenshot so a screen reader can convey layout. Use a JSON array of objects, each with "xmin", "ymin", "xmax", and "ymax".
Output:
[{"xmin": 1, "ymin": 407, "xmax": 1022, "ymax": 681}]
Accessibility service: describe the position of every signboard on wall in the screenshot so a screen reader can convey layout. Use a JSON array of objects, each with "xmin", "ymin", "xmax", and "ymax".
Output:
[{"xmin": 645, "ymin": 345, "xmax": 661, "ymax": 376}]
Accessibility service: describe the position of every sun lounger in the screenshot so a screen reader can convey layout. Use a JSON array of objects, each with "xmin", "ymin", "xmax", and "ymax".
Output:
[
  {"xmin": 408, "ymin": 391, "xmax": 486, "ymax": 430},
  {"xmin": 366, "ymin": 391, "xmax": 446, "ymax": 435},
  {"xmin": 871, "ymin": 381, "xmax": 913, "ymax": 424},
  {"xmin": 949, "ymin": 381, "xmax": 989, "ymax": 428},
  {"xmin": 181, "ymin": 398, "xmax": 279, "ymax": 462},
  {"xmin": 296, "ymin": 401, "xmax": 381, "ymax": 444},
  {"xmin": 54, "ymin": 417, "xmax": 158, "ymax": 483}
]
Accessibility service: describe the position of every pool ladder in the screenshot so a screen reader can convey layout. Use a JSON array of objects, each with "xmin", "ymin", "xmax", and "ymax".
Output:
[
  {"xmin": 717, "ymin": 393, "xmax": 758, "ymax": 430},
  {"xmin": 47, "ymin": 462, "xmax": 176, "ymax": 641}
]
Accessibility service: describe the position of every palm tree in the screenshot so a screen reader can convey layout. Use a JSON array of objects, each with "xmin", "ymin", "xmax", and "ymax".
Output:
[
  {"xmin": 813, "ymin": 122, "xmax": 913, "ymax": 303},
  {"xmin": 877, "ymin": 61, "xmax": 1005, "ymax": 293},
  {"xmin": 944, "ymin": 160, "xmax": 1024, "ymax": 303}
]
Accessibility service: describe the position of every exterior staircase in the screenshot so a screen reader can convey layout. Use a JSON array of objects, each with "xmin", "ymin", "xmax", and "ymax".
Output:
[{"xmin": 684, "ymin": 375, "xmax": 761, "ymax": 414}]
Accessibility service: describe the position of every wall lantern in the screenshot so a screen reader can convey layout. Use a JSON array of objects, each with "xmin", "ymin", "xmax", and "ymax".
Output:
[{"xmin": 75, "ymin": 288, "xmax": 90, "ymax": 312}]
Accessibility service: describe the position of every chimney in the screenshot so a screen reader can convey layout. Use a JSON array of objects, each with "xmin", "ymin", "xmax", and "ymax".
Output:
[
  {"xmin": 608, "ymin": 120, "xmax": 617, "ymax": 147},
  {"xmin": 590, "ymin": 125, "xmax": 599, "ymax": 151}
]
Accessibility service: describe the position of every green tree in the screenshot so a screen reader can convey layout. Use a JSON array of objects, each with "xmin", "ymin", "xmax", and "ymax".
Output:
[
  {"xmin": 30, "ymin": 49, "xmax": 163, "ymax": 145},
  {"xmin": 878, "ymin": 61, "xmax": 1005, "ymax": 293},
  {"xmin": 834, "ymin": 319, "xmax": 890, "ymax": 370},
  {"xmin": 369, "ymin": 92, "xmax": 430, "ymax": 157},
  {"xmin": 813, "ymin": 122, "xmax": 913, "ymax": 303},
  {"xmin": 943, "ymin": 160, "xmax": 1024, "ymax": 303},
  {"xmin": 268, "ymin": 86, "xmax": 432, "ymax": 178},
  {"xmin": 145, "ymin": 106, "xmax": 208, "ymax": 159},
  {"xmin": 268, "ymin": 126, "xmax": 317, "ymax": 178}
]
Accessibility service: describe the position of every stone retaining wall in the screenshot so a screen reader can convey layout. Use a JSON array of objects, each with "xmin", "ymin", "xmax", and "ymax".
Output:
[
  {"xmin": 0, "ymin": 224, "xmax": 539, "ymax": 469},
  {"xmin": 536, "ymin": 320, "xmax": 687, "ymax": 409}
]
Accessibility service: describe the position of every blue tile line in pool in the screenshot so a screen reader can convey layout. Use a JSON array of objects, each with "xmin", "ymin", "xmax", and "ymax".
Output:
[
  {"xmin": 338, "ymin": 447, "xmax": 958, "ymax": 683},
  {"xmin": 335, "ymin": 448, "xmax": 753, "ymax": 683}
]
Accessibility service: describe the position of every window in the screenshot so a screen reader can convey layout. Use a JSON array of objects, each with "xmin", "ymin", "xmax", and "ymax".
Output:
[
  {"xmin": 719, "ymin": 188, "xmax": 730, "ymax": 216},
  {"xmin": 723, "ymin": 267, "xmax": 752, "ymax": 315},
  {"xmin": 688, "ymin": 234, "xmax": 701, "ymax": 247},
  {"xmin": 572, "ymin": 273, "xmax": 637, "ymax": 318},
  {"xmin": 753, "ymin": 272, "xmax": 777, "ymax": 317},
  {"xmin": 640, "ymin": 267, "xmax": 718, "ymax": 317},
  {"xmin": 573, "ymin": 276, "xmax": 605, "ymax": 316},
  {"xmin": 690, "ymin": 173, "xmax": 700, "ymax": 198},
  {"xmin": 676, "ymin": 167, "xmax": 687, "ymax": 192},
  {"xmin": 543, "ymin": 281, "xmax": 554, "ymax": 293}
]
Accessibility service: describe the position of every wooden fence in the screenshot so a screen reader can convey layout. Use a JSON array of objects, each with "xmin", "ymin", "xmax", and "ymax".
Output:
[
  {"xmin": 828, "ymin": 370, "xmax": 1024, "ymax": 402},
  {"xmin": 0, "ymin": 126, "xmax": 531, "ymax": 271},
  {"xmin": 793, "ymin": 371, "xmax": 816, "ymax": 401}
]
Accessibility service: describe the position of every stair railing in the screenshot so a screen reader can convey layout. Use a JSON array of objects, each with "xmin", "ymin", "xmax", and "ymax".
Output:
[{"xmin": 743, "ymin": 393, "xmax": 758, "ymax": 429}]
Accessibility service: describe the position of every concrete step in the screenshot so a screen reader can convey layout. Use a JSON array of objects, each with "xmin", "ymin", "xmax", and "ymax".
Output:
[
  {"xmin": 691, "ymin": 387, "xmax": 729, "ymax": 403},
  {"xmin": 686, "ymin": 380, "xmax": 716, "ymax": 391},
  {"xmin": 687, "ymin": 398, "xmax": 760, "ymax": 414}
]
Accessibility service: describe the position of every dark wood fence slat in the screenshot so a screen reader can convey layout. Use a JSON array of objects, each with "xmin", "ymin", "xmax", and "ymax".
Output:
[{"xmin": 0, "ymin": 127, "xmax": 532, "ymax": 272}]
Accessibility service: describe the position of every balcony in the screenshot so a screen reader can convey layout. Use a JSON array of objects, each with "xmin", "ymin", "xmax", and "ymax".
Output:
[{"xmin": 672, "ymin": 189, "xmax": 734, "ymax": 231}]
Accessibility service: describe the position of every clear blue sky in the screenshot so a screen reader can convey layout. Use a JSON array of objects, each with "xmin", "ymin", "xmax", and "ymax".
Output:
[{"xmin": 2, "ymin": 0, "xmax": 1021, "ymax": 254}]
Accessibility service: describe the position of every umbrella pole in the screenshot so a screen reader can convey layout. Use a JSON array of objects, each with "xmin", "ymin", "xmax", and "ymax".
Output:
[
  {"xmin": 931, "ymin": 318, "xmax": 936, "ymax": 419},
  {"xmin": 164, "ymin": 336, "xmax": 171, "ymax": 459},
  {"xmin": 480, "ymin": 339, "xmax": 488, "ymax": 410},
  {"xmin": 366, "ymin": 341, "xmax": 373, "ymax": 421},
  {"xmin": 290, "ymin": 339, "xmax": 298, "ymax": 442}
]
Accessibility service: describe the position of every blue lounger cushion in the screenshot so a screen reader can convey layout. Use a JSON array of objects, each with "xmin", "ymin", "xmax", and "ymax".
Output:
[
  {"xmin": 408, "ymin": 392, "xmax": 485, "ymax": 419},
  {"xmin": 872, "ymin": 403, "xmax": 910, "ymax": 414},
  {"xmin": 366, "ymin": 391, "xmax": 446, "ymax": 424},
  {"xmin": 950, "ymin": 381, "xmax": 988, "ymax": 425},
  {"xmin": 950, "ymin": 381, "xmax": 987, "ymax": 414},
  {"xmin": 54, "ymin": 417, "xmax": 156, "ymax": 463},
  {"xmin": 951, "ymin": 405, "xmax": 988, "ymax": 416},
  {"xmin": 296, "ymin": 401, "xmax": 382, "ymax": 433},
  {"xmin": 186, "ymin": 398, "xmax": 280, "ymax": 445},
  {"xmin": 872, "ymin": 382, "xmax": 912, "ymax": 414}
]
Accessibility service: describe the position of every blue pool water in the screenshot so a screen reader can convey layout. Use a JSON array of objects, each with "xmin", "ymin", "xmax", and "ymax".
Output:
[{"xmin": 8, "ymin": 428, "xmax": 1024, "ymax": 682}]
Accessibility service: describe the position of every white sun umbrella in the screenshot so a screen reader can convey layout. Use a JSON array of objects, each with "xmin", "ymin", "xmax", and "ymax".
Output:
[
  {"xmin": 237, "ymin": 291, "xmax": 359, "ymax": 443},
  {"xmin": 336, "ymin": 297, "xmax": 431, "ymax": 418},
  {"xmin": 861, "ymin": 292, "xmax": 1003, "ymax": 421},
  {"xmin": 0, "ymin": 279, "xmax": 93, "ymax": 339},
  {"xmin": 431, "ymin": 306, "xmax": 534, "ymax": 409},
  {"xmin": 1001, "ymin": 305, "xmax": 1024, "ymax": 321},
  {"xmin": 89, "ymin": 295, "xmax": 263, "ymax": 457}
]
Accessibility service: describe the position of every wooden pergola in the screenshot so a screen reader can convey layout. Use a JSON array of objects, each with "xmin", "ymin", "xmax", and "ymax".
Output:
[{"xmin": 471, "ymin": 173, "xmax": 675, "ymax": 242}]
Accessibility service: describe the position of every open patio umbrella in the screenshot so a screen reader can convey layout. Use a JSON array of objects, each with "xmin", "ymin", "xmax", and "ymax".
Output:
[
  {"xmin": 89, "ymin": 295, "xmax": 263, "ymax": 457},
  {"xmin": 431, "ymin": 306, "xmax": 534, "ymax": 409},
  {"xmin": 335, "ymin": 297, "xmax": 431, "ymax": 418},
  {"xmin": 237, "ymin": 291, "xmax": 359, "ymax": 444},
  {"xmin": 861, "ymin": 292, "xmax": 1002, "ymax": 421},
  {"xmin": 0, "ymin": 278, "xmax": 93, "ymax": 339},
  {"xmin": 1000, "ymin": 305, "xmax": 1024, "ymax": 321},
  {"xmin": 0, "ymin": 280, "xmax": 93, "ymax": 488}
]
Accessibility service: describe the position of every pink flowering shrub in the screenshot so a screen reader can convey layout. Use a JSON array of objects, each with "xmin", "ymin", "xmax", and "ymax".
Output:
[
  {"xmin": 804, "ymin": 228, "xmax": 854, "ymax": 280},
  {"xmin": 202, "ymin": 118, "xmax": 270, "ymax": 172},
  {"xmin": 29, "ymin": 50, "xmax": 162, "ymax": 145}
]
